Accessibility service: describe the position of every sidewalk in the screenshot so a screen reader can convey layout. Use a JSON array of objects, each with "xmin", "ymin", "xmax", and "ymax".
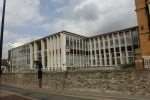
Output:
[
  {"xmin": 0, "ymin": 90, "xmax": 33, "ymax": 100},
  {"xmin": 1, "ymin": 84, "xmax": 150, "ymax": 100},
  {"xmin": 0, "ymin": 84, "xmax": 91, "ymax": 100}
]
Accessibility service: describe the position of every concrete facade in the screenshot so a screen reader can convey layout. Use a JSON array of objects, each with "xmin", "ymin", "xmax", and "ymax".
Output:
[{"xmin": 8, "ymin": 27, "xmax": 139, "ymax": 72}]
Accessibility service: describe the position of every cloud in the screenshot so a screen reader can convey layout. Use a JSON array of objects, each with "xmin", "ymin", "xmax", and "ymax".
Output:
[
  {"xmin": 0, "ymin": 0, "xmax": 138, "ymax": 58},
  {"xmin": 0, "ymin": 0, "xmax": 44, "ymax": 27},
  {"xmin": 0, "ymin": 0, "xmax": 46, "ymax": 58},
  {"xmin": 44, "ymin": 0, "xmax": 137, "ymax": 36}
]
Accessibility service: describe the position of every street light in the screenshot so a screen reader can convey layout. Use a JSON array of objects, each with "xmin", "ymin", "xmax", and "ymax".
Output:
[{"xmin": 0, "ymin": 0, "xmax": 6, "ymax": 78}]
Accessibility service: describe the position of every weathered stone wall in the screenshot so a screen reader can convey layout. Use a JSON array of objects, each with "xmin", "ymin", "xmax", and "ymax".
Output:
[{"xmin": 1, "ymin": 70, "xmax": 150, "ymax": 96}]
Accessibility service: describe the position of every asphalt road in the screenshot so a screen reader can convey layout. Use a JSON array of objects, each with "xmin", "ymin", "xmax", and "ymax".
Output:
[
  {"xmin": 0, "ymin": 90, "xmax": 128, "ymax": 100},
  {"xmin": 0, "ymin": 84, "xmax": 93, "ymax": 100},
  {"xmin": 0, "ymin": 84, "xmax": 150, "ymax": 100}
]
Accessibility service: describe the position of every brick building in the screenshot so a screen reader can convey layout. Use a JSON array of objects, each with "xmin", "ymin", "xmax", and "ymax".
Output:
[{"xmin": 135, "ymin": 0, "xmax": 150, "ymax": 69}]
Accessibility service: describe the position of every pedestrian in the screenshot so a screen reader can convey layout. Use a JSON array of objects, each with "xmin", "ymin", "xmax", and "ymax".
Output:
[
  {"xmin": 34, "ymin": 61, "xmax": 43, "ymax": 88},
  {"xmin": 37, "ymin": 61, "xmax": 43, "ymax": 88}
]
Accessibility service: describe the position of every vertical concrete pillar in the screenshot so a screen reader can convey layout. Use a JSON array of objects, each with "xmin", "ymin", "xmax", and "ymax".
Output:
[
  {"xmin": 72, "ymin": 37, "xmax": 74, "ymax": 67},
  {"xmin": 94, "ymin": 39, "xmax": 97, "ymax": 66},
  {"xmin": 112, "ymin": 34, "xmax": 117, "ymax": 66},
  {"xmin": 76, "ymin": 39, "xmax": 78, "ymax": 67},
  {"xmin": 67, "ymin": 36, "xmax": 71, "ymax": 67},
  {"xmin": 60, "ymin": 33, "xmax": 66, "ymax": 70},
  {"xmin": 34, "ymin": 42, "xmax": 38, "ymax": 61},
  {"xmin": 90, "ymin": 39, "xmax": 93, "ymax": 66},
  {"xmin": 118, "ymin": 33, "xmax": 123, "ymax": 64},
  {"xmin": 130, "ymin": 31, "xmax": 134, "ymax": 61},
  {"xmin": 102, "ymin": 36, "xmax": 107, "ymax": 66},
  {"xmin": 124, "ymin": 32, "xmax": 129, "ymax": 64},
  {"xmin": 87, "ymin": 40, "xmax": 91, "ymax": 66},
  {"xmin": 46, "ymin": 38, "xmax": 50, "ymax": 68},
  {"xmin": 79, "ymin": 39, "xmax": 81, "ymax": 67},
  {"xmin": 57, "ymin": 35, "xmax": 60, "ymax": 68},
  {"xmin": 49, "ymin": 37, "xmax": 53, "ymax": 68},
  {"xmin": 107, "ymin": 35, "xmax": 112, "ymax": 66},
  {"xmin": 98, "ymin": 37, "xmax": 102, "ymax": 66},
  {"xmin": 82, "ymin": 40, "xmax": 84, "ymax": 67},
  {"xmin": 53, "ymin": 36, "xmax": 56, "ymax": 68},
  {"xmin": 29, "ymin": 44, "xmax": 33, "ymax": 69},
  {"xmin": 41, "ymin": 40, "xmax": 45, "ymax": 69},
  {"xmin": 52, "ymin": 37, "xmax": 54, "ymax": 68}
]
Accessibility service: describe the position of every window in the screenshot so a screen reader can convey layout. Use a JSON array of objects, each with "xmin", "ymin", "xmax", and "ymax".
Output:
[{"xmin": 115, "ymin": 39, "xmax": 119, "ymax": 46}]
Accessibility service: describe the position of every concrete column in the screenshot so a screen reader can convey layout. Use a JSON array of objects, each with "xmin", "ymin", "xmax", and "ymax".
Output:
[
  {"xmin": 68, "ymin": 36, "xmax": 71, "ymax": 67},
  {"xmin": 84, "ymin": 40, "xmax": 85, "ymax": 67},
  {"xmin": 88, "ymin": 41, "xmax": 90, "ymax": 66},
  {"xmin": 81, "ymin": 39, "xmax": 86, "ymax": 67},
  {"xmin": 57, "ymin": 35, "xmax": 60, "ymax": 67},
  {"xmin": 41, "ymin": 40, "xmax": 45, "ymax": 69},
  {"xmin": 55, "ymin": 36, "xmax": 58, "ymax": 68},
  {"xmin": 76, "ymin": 39, "xmax": 78, "ymax": 66},
  {"xmin": 118, "ymin": 33, "xmax": 123, "ymax": 64},
  {"xmin": 61, "ymin": 33, "xmax": 66, "ymax": 70},
  {"xmin": 112, "ymin": 34, "xmax": 117, "ymax": 65},
  {"xmin": 29, "ymin": 44, "xmax": 33, "ymax": 69},
  {"xmin": 34, "ymin": 42, "xmax": 38, "ymax": 61},
  {"xmin": 90, "ymin": 39, "xmax": 93, "ymax": 66},
  {"xmin": 79, "ymin": 39, "xmax": 81, "ymax": 67},
  {"xmin": 102, "ymin": 36, "xmax": 107, "ymax": 66},
  {"xmin": 53, "ymin": 36, "xmax": 56, "ymax": 67},
  {"xmin": 130, "ymin": 31, "xmax": 134, "ymax": 61},
  {"xmin": 55, "ymin": 36, "xmax": 57, "ymax": 68},
  {"xmin": 98, "ymin": 37, "xmax": 102, "ymax": 66},
  {"xmin": 94, "ymin": 39, "xmax": 97, "ymax": 66},
  {"xmin": 49, "ymin": 37, "xmax": 52, "ymax": 68},
  {"xmin": 46, "ymin": 38, "xmax": 50, "ymax": 68},
  {"xmin": 124, "ymin": 32, "xmax": 129, "ymax": 64},
  {"xmin": 50, "ymin": 37, "xmax": 53, "ymax": 68},
  {"xmin": 107, "ymin": 36, "xmax": 112, "ymax": 66},
  {"xmin": 72, "ymin": 37, "xmax": 74, "ymax": 67}
]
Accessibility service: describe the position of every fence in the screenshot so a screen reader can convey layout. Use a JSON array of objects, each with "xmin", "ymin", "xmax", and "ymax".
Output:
[
  {"xmin": 66, "ymin": 66, "xmax": 117, "ymax": 72},
  {"xmin": 143, "ymin": 56, "xmax": 150, "ymax": 69}
]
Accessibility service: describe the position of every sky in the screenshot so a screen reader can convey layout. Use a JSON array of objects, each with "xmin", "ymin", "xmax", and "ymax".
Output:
[{"xmin": 0, "ymin": 0, "xmax": 137, "ymax": 58}]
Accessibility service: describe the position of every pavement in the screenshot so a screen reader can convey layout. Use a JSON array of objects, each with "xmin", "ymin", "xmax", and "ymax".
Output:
[
  {"xmin": 0, "ymin": 90, "xmax": 33, "ymax": 100},
  {"xmin": 0, "ymin": 84, "xmax": 150, "ymax": 100}
]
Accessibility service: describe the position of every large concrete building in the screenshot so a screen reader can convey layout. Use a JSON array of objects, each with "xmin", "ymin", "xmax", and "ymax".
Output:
[{"xmin": 8, "ymin": 26, "xmax": 139, "ymax": 72}]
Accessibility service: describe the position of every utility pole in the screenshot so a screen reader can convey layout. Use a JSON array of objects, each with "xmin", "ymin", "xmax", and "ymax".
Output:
[{"xmin": 0, "ymin": 0, "xmax": 6, "ymax": 78}]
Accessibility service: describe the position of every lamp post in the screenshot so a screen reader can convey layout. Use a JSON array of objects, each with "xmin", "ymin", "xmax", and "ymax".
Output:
[{"xmin": 0, "ymin": 0, "xmax": 6, "ymax": 78}]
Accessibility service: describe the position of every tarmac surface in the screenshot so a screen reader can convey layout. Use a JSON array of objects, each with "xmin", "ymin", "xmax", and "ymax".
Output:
[
  {"xmin": 0, "ymin": 84, "xmax": 150, "ymax": 100},
  {"xmin": 0, "ymin": 90, "xmax": 32, "ymax": 100},
  {"xmin": 0, "ymin": 84, "xmax": 92, "ymax": 100}
]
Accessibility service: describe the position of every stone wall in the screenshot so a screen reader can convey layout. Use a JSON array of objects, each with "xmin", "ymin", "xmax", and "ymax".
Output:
[{"xmin": 1, "ymin": 69, "xmax": 150, "ymax": 96}]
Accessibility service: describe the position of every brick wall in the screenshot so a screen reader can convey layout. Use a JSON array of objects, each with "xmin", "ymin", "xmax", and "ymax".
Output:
[{"xmin": 135, "ymin": 0, "xmax": 150, "ymax": 56}]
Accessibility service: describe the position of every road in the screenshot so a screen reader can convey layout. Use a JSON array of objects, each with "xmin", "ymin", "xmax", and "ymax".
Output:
[
  {"xmin": 0, "ymin": 90, "xmax": 124, "ymax": 100},
  {"xmin": 0, "ymin": 84, "xmax": 150, "ymax": 100}
]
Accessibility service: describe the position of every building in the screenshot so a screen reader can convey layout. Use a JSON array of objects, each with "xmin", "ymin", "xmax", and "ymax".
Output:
[
  {"xmin": 8, "ymin": 26, "xmax": 139, "ymax": 72},
  {"xmin": 135, "ymin": 0, "xmax": 150, "ymax": 69}
]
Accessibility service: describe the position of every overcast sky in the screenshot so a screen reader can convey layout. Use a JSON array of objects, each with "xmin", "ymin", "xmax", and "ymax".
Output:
[{"xmin": 0, "ymin": 0, "xmax": 137, "ymax": 58}]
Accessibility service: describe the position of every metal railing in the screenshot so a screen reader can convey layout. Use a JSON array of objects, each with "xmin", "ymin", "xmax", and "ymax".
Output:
[{"xmin": 143, "ymin": 56, "xmax": 150, "ymax": 69}]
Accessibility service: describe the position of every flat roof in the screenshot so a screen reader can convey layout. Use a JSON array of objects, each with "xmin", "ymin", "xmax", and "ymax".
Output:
[
  {"xmin": 88, "ymin": 26, "xmax": 138, "ymax": 39},
  {"xmin": 9, "ymin": 26, "xmax": 138, "ymax": 51}
]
